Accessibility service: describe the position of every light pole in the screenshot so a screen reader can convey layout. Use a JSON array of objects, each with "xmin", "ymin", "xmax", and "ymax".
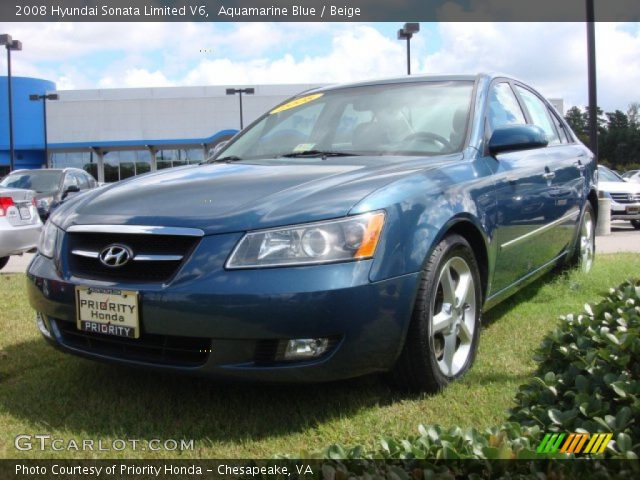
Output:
[
  {"xmin": 0, "ymin": 34, "xmax": 22, "ymax": 172},
  {"xmin": 29, "ymin": 93, "xmax": 59, "ymax": 168},
  {"xmin": 226, "ymin": 87, "xmax": 255, "ymax": 130},
  {"xmin": 585, "ymin": 0, "xmax": 598, "ymax": 160},
  {"xmin": 397, "ymin": 23, "xmax": 419, "ymax": 75}
]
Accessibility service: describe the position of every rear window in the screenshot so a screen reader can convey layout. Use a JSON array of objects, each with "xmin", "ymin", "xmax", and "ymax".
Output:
[{"xmin": 0, "ymin": 171, "xmax": 62, "ymax": 193}]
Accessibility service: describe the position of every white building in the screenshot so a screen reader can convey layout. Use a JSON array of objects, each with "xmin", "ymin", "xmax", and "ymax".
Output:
[{"xmin": 47, "ymin": 83, "xmax": 321, "ymax": 183}]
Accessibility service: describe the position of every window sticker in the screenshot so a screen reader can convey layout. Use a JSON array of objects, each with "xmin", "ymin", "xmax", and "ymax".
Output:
[
  {"xmin": 292, "ymin": 143, "xmax": 316, "ymax": 152},
  {"xmin": 270, "ymin": 93, "xmax": 324, "ymax": 114}
]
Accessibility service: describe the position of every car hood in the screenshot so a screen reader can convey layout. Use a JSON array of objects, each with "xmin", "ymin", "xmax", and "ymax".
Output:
[
  {"xmin": 51, "ymin": 156, "xmax": 459, "ymax": 235},
  {"xmin": 598, "ymin": 181, "xmax": 640, "ymax": 194}
]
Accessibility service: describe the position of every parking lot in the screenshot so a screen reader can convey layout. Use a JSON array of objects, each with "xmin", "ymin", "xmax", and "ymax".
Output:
[{"xmin": 3, "ymin": 221, "xmax": 638, "ymax": 274}]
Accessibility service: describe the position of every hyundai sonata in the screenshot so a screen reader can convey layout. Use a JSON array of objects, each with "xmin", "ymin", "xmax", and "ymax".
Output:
[{"xmin": 27, "ymin": 74, "xmax": 597, "ymax": 392}]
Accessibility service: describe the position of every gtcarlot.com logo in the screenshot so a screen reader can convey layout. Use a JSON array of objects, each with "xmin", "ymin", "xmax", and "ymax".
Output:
[
  {"xmin": 15, "ymin": 434, "xmax": 195, "ymax": 452},
  {"xmin": 537, "ymin": 432, "xmax": 613, "ymax": 455}
]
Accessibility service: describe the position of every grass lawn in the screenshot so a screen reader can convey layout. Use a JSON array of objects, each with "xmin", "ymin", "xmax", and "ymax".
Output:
[{"xmin": 1, "ymin": 253, "xmax": 639, "ymax": 459}]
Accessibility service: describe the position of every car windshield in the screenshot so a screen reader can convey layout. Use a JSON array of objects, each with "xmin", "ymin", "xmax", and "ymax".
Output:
[
  {"xmin": 214, "ymin": 80, "xmax": 474, "ymax": 161},
  {"xmin": 0, "ymin": 171, "xmax": 62, "ymax": 193},
  {"xmin": 598, "ymin": 167, "xmax": 624, "ymax": 183}
]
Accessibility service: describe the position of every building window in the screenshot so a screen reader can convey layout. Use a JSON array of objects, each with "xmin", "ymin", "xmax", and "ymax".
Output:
[
  {"xmin": 51, "ymin": 152, "xmax": 99, "ymax": 180},
  {"xmin": 103, "ymin": 150, "xmax": 152, "ymax": 182}
]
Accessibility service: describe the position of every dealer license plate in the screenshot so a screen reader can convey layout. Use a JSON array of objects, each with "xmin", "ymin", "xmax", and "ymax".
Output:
[
  {"xmin": 627, "ymin": 205, "xmax": 640, "ymax": 214},
  {"xmin": 19, "ymin": 207, "xmax": 31, "ymax": 220},
  {"xmin": 75, "ymin": 287, "xmax": 140, "ymax": 338}
]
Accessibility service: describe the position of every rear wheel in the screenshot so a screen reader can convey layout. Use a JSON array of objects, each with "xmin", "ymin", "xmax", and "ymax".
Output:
[
  {"xmin": 0, "ymin": 257, "xmax": 9, "ymax": 271},
  {"xmin": 570, "ymin": 203, "xmax": 595, "ymax": 272},
  {"xmin": 631, "ymin": 220, "xmax": 640, "ymax": 230},
  {"xmin": 392, "ymin": 234, "xmax": 482, "ymax": 393}
]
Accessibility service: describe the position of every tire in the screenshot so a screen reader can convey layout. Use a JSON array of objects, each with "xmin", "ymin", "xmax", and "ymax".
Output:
[
  {"xmin": 0, "ymin": 257, "xmax": 9, "ymax": 271},
  {"xmin": 569, "ymin": 203, "xmax": 595, "ymax": 272},
  {"xmin": 392, "ymin": 234, "xmax": 482, "ymax": 393},
  {"xmin": 631, "ymin": 220, "xmax": 640, "ymax": 230}
]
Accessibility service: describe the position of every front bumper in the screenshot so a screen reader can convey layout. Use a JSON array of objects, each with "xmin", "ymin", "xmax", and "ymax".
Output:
[
  {"xmin": 610, "ymin": 201, "xmax": 640, "ymax": 221},
  {"xmin": 0, "ymin": 220, "xmax": 41, "ymax": 257},
  {"xmin": 27, "ymin": 233, "xmax": 420, "ymax": 382}
]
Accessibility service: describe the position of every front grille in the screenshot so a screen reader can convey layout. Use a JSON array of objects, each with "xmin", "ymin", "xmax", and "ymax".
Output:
[
  {"xmin": 610, "ymin": 193, "xmax": 640, "ymax": 204},
  {"xmin": 67, "ymin": 232, "xmax": 200, "ymax": 283},
  {"xmin": 53, "ymin": 319, "xmax": 210, "ymax": 367}
]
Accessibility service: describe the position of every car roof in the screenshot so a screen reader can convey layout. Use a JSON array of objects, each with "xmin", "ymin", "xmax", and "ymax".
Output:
[
  {"xmin": 10, "ymin": 168, "xmax": 87, "ymax": 174},
  {"xmin": 305, "ymin": 73, "xmax": 492, "ymax": 94}
]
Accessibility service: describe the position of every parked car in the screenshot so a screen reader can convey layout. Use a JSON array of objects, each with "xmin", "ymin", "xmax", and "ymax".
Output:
[
  {"xmin": 27, "ymin": 74, "xmax": 597, "ymax": 392},
  {"xmin": 0, "ymin": 168, "xmax": 98, "ymax": 221},
  {"xmin": 0, "ymin": 187, "xmax": 42, "ymax": 270},
  {"xmin": 622, "ymin": 170, "xmax": 640, "ymax": 183},
  {"xmin": 598, "ymin": 165, "xmax": 640, "ymax": 229}
]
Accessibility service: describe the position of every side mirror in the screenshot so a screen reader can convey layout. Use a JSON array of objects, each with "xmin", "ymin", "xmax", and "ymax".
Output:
[
  {"xmin": 62, "ymin": 184, "xmax": 80, "ymax": 199},
  {"xmin": 488, "ymin": 124, "xmax": 548, "ymax": 156}
]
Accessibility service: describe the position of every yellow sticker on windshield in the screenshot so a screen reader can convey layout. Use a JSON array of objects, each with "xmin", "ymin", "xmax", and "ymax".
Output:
[{"xmin": 270, "ymin": 93, "xmax": 324, "ymax": 114}]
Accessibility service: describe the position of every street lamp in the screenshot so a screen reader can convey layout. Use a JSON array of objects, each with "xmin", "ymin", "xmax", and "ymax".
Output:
[
  {"xmin": 0, "ymin": 34, "xmax": 22, "ymax": 172},
  {"xmin": 585, "ymin": 0, "xmax": 598, "ymax": 160},
  {"xmin": 226, "ymin": 87, "xmax": 255, "ymax": 130},
  {"xmin": 397, "ymin": 23, "xmax": 419, "ymax": 75},
  {"xmin": 29, "ymin": 93, "xmax": 59, "ymax": 168}
]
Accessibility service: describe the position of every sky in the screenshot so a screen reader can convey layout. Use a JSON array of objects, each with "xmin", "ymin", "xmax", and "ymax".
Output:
[{"xmin": 0, "ymin": 22, "xmax": 639, "ymax": 112}]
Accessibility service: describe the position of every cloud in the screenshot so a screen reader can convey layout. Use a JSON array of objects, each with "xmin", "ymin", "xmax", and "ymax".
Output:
[
  {"xmin": 1, "ymin": 21, "xmax": 639, "ymax": 111},
  {"xmin": 417, "ymin": 22, "xmax": 640, "ymax": 111},
  {"xmin": 182, "ymin": 25, "xmax": 404, "ymax": 85},
  {"xmin": 99, "ymin": 68, "xmax": 173, "ymax": 88}
]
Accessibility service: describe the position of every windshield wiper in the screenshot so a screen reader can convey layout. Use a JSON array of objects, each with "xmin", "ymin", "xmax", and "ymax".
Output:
[
  {"xmin": 212, "ymin": 155, "xmax": 243, "ymax": 163},
  {"xmin": 279, "ymin": 150, "xmax": 359, "ymax": 158}
]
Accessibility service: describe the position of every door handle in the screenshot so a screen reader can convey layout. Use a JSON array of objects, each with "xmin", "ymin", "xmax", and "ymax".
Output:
[
  {"xmin": 542, "ymin": 171, "xmax": 556, "ymax": 180},
  {"xmin": 573, "ymin": 160, "xmax": 586, "ymax": 171}
]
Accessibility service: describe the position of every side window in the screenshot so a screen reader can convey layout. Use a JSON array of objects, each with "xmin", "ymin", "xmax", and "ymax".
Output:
[
  {"xmin": 550, "ymin": 109, "xmax": 570, "ymax": 143},
  {"xmin": 62, "ymin": 173, "xmax": 78, "ymax": 190},
  {"xmin": 486, "ymin": 82, "xmax": 526, "ymax": 135},
  {"xmin": 73, "ymin": 172, "xmax": 89, "ymax": 190},
  {"xmin": 85, "ymin": 173, "xmax": 97, "ymax": 188},
  {"xmin": 514, "ymin": 86, "xmax": 560, "ymax": 145}
]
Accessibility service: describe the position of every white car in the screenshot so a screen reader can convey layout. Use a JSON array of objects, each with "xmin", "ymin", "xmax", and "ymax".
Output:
[
  {"xmin": 598, "ymin": 165, "xmax": 640, "ymax": 229},
  {"xmin": 623, "ymin": 170, "xmax": 640, "ymax": 183},
  {"xmin": 0, "ymin": 187, "xmax": 42, "ymax": 270}
]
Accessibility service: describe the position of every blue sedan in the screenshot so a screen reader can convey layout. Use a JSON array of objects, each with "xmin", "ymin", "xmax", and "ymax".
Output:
[{"xmin": 27, "ymin": 74, "xmax": 597, "ymax": 392}]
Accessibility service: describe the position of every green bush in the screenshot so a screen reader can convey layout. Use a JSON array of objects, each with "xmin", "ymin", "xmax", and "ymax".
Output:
[
  {"xmin": 510, "ymin": 279, "xmax": 640, "ymax": 459},
  {"xmin": 295, "ymin": 279, "xmax": 640, "ymax": 464}
]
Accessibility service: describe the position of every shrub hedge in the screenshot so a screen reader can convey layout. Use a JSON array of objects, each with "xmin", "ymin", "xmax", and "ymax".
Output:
[{"xmin": 293, "ymin": 279, "xmax": 640, "ymax": 467}]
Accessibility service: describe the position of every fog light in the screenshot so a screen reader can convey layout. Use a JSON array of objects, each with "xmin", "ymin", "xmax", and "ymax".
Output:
[
  {"xmin": 35, "ymin": 312, "xmax": 52, "ymax": 339},
  {"xmin": 284, "ymin": 338, "xmax": 330, "ymax": 360}
]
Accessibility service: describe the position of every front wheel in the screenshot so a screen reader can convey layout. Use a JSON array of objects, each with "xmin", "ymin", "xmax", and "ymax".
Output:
[
  {"xmin": 392, "ymin": 234, "xmax": 482, "ymax": 393},
  {"xmin": 0, "ymin": 257, "xmax": 9, "ymax": 271},
  {"xmin": 631, "ymin": 220, "xmax": 640, "ymax": 230}
]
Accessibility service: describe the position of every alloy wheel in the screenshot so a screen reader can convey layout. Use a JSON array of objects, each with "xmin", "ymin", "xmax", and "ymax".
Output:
[
  {"xmin": 580, "ymin": 210, "xmax": 594, "ymax": 272},
  {"xmin": 431, "ymin": 256, "xmax": 477, "ymax": 377}
]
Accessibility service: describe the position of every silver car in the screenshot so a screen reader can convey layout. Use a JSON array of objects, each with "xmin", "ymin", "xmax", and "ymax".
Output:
[
  {"xmin": 598, "ymin": 165, "xmax": 640, "ymax": 229},
  {"xmin": 0, "ymin": 187, "xmax": 42, "ymax": 270}
]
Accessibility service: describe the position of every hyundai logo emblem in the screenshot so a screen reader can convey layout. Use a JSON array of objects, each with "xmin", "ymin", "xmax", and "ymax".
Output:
[{"xmin": 99, "ymin": 244, "xmax": 133, "ymax": 268}]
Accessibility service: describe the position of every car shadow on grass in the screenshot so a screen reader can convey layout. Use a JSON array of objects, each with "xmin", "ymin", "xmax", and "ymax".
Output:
[
  {"xmin": 0, "ymin": 270, "xmax": 570, "ymax": 447},
  {"xmin": 0, "ymin": 337, "xmax": 410, "ymax": 445}
]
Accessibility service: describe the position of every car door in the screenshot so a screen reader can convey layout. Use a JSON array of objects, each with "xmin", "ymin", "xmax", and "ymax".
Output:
[
  {"xmin": 486, "ymin": 81, "xmax": 557, "ymax": 293},
  {"xmin": 513, "ymin": 84, "xmax": 584, "ymax": 261}
]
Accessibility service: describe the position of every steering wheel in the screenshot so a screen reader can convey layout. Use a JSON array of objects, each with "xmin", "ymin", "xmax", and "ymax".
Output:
[{"xmin": 402, "ymin": 132, "xmax": 453, "ymax": 151}]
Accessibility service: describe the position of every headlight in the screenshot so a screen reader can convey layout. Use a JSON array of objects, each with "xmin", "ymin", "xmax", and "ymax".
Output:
[
  {"xmin": 226, "ymin": 211, "xmax": 385, "ymax": 269},
  {"xmin": 38, "ymin": 221, "xmax": 62, "ymax": 258}
]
